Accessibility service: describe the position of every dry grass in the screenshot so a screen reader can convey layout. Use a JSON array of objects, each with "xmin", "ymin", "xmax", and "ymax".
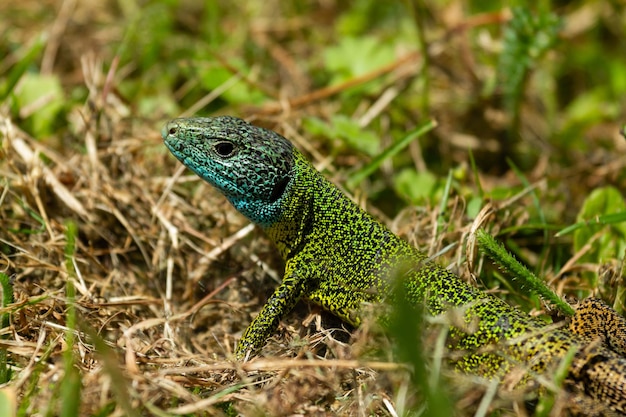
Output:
[
  {"xmin": 0, "ymin": 102, "xmax": 436, "ymax": 415},
  {"xmin": 1, "ymin": 1, "xmax": 626, "ymax": 416}
]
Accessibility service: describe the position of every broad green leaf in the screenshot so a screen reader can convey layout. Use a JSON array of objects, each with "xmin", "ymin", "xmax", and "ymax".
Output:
[
  {"xmin": 573, "ymin": 186, "xmax": 626, "ymax": 268},
  {"xmin": 13, "ymin": 73, "xmax": 65, "ymax": 138},
  {"xmin": 197, "ymin": 63, "xmax": 266, "ymax": 105},
  {"xmin": 0, "ymin": 388, "xmax": 16, "ymax": 417},
  {"xmin": 564, "ymin": 89, "xmax": 619, "ymax": 129},
  {"xmin": 330, "ymin": 115, "xmax": 379, "ymax": 155},
  {"xmin": 466, "ymin": 196, "xmax": 483, "ymax": 220},
  {"xmin": 323, "ymin": 36, "xmax": 395, "ymax": 93},
  {"xmin": 394, "ymin": 168, "xmax": 437, "ymax": 204},
  {"xmin": 302, "ymin": 115, "xmax": 379, "ymax": 156}
]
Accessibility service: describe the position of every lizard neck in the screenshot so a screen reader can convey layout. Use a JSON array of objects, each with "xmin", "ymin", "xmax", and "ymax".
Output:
[
  {"xmin": 263, "ymin": 148, "xmax": 417, "ymax": 267},
  {"xmin": 263, "ymin": 150, "xmax": 316, "ymax": 260}
]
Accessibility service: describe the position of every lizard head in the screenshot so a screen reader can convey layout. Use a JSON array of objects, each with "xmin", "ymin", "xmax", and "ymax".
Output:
[{"xmin": 162, "ymin": 116, "xmax": 294, "ymax": 227}]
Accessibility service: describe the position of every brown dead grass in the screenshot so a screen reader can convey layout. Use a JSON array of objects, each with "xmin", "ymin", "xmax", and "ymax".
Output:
[
  {"xmin": 0, "ymin": 79, "xmax": 515, "ymax": 416},
  {"xmin": 0, "ymin": 111, "xmax": 557, "ymax": 416},
  {"xmin": 0, "ymin": 56, "xmax": 419, "ymax": 413},
  {"xmin": 1, "ymin": 1, "xmax": 626, "ymax": 416}
]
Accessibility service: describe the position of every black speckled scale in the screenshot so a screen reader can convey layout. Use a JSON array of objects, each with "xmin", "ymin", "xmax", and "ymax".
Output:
[{"xmin": 163, "ymin": 116, "xmax": 626, "ymax": 415}]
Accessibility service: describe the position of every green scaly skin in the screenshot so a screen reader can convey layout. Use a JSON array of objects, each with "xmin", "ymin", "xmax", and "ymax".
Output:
[{"xmin": 163, "ymin": 116, "xmax": 626, "ymax": 415}]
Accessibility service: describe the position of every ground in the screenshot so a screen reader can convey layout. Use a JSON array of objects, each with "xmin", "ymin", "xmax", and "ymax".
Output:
[{"xmin": 1, "ymin": 1, "xmax": 626, "ymax": 416}]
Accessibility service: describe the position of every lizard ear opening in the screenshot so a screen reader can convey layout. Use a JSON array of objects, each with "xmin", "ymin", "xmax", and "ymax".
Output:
[{"xmin": 269, "ymin": 176, "xmax": 290, "ymax": 203}]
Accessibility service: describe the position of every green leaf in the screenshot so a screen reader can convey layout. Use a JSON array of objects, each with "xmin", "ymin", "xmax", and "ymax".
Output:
[
  {"xmin": 197, "ymin": 62, "xmax": 267, "ymax": 105},
  {"xmin": 573, "ymin": 186, "xmax": 626, "ymax": 260},
  {"xmin": 331, "ymin": 115, "xmax": 379, "ymax": 155},
  {"xmin": 563, "ymin": 88, "xmax": 618, "ymax": 129},
  {"xmin": 13, "ymin": 73, "xmax": 65, "ymax": 138},
  {"xmin": 302, "ymin": 115, "xmax": 379, "ymax": 156},
  {"xmin": 0, "ymin": 389, "xmax": 16, "ymax": 417},
  {"xmin": 394, "ymin": 169, "xmax": 437, "ymax": 204},
  {"xmin": 571, "ymin": 186, "xmax": 626, "ymax": 287},
  {"xmin": 466, "ymin": 196, "xmax": 483, "ymax": 220},
  {"xmin": 323, "ymin": 36, "xmax": 395, "ymax": 92}
]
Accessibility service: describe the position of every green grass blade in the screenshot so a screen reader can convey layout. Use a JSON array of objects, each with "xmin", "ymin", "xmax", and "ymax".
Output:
[
  {"xmin": 0, "ymin": 273, "xmax": 13, "ymax": 384},
  {"xmin": 346, "ymin": 119, "xmax": 437, "ymax": 189},
  {"xmin": 467, "ymin": 149, "xmax": 484, "ymax": 200},
  {"xmin": 437, "ymin": 170, "xmax": 453, "ymax": 231},
  {"xmin": 507, "ymin": 158, "xmax": 548, "ymax": 237},
  {"xmin": 79, "ymin": 323, "xmax": 140, "ymax": 417},
  {"xmin": 17, "ymin": 342, "xmax": 57, "ymax": 417},
  {"xmin": 59, "ymin": 365, "xmax": 80, "ymax": 417},
  {"xmin": 60, "ymin": 221, "xmax": 80, "ymax": 417},
  {"xmin": 388, "ymin": 265, "xmax": 453, "ymax": 417},
  {"xmin": 65, "ymin": 219, "xmax": 137, "ymax": 415},
  {"xmin": 0, "ymin": 34, "xmax": 46, "ymax": 102},
  {"xmin": 556, "ymin": 211, "xmax": 626, "ymax": 237}
]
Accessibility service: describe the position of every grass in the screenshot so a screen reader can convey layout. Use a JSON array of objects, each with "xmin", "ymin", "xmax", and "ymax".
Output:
[{"xmin": 1, "ymin": 0, "xmax": 626, "ymax": 415}]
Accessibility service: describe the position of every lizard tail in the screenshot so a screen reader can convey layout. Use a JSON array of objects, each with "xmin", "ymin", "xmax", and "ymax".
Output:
[{"xmin": 569, "ymin": 344, "xmax": 626, "ymax": 415}]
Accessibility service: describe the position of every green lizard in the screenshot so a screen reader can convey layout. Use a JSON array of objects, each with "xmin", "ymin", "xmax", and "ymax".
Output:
[{"xmin": 162, "ymin": 116, "xmax": 626, "ymax": 415}]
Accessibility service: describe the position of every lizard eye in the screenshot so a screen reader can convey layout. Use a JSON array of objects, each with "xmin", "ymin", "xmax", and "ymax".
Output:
[{"xmin": 214, "ymin": 141, "xmax": 235, "ymax": 158}]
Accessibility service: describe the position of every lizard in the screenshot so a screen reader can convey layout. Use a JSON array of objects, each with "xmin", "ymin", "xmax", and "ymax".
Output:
[{"xmin": 162, "ymin": 115, "xmax": 626, "ymax": 415}]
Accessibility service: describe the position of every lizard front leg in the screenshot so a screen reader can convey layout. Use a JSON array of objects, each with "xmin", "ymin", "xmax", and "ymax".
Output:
[{"xmin": 236, "ymin": 264, "xmax": 311, "ymax": 359}]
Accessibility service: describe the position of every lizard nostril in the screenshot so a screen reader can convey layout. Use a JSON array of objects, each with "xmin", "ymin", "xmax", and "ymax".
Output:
[{"xmin": 169, "ymin": 127, "xmax": 177, "ymax": 135}]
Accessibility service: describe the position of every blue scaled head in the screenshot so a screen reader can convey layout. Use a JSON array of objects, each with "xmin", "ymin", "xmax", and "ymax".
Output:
[{"xmin": 162, "ymin": 116, "xmax": 294, "ymax": 227}]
